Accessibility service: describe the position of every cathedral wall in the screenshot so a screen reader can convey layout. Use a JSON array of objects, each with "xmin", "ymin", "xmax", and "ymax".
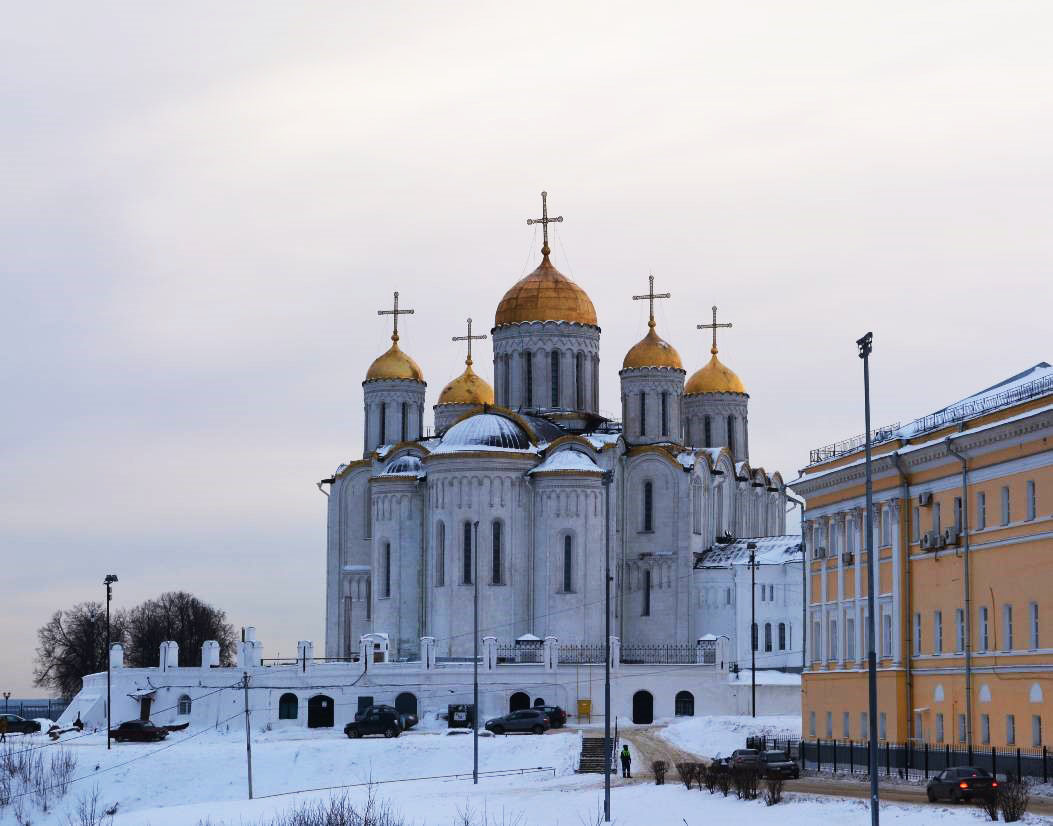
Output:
[
  {"xmin": 326, "ymin": 466, "xmax": 374, "ymax": 658},
  {"xmin": 619, "ymin": 368, "xmax": 686, "ymax": 446},
  {"xmin": 683, "ymin": 393, "xmax": 749, "ymax": 461},
  {"xmin": 492, "ymin": 322, "xmax": 600, "ymax": 413},
  {"xmin": 362, "ymin": 379, "xmax": 426, "ymax": 455},
  {"xmin": 370, "ymin": 482, "xmax": 425, "ymax": 660}
]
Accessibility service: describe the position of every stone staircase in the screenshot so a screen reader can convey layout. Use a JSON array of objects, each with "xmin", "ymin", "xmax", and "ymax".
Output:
[{"xmin": 577, "ymin": 736, "xmax": 612, "ymax": 773}]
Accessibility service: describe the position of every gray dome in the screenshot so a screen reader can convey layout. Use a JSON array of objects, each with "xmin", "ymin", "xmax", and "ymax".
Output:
[
  {"xmin": 382, "ymin": 455, "xmax": 423, "ymax": 476},
  {"xmin": 434, "ymin": 413, "xmax": 532, "ymax": 452}
]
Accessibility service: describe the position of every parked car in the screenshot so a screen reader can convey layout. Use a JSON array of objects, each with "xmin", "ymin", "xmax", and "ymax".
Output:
[
  {"xmin": 345, "ymin": 706, "xmax": 402, "ymax": 739},
  {"xmin": 761, "ymin": 750, "xmax": 800, "ymax": 780},
  {"xmin": 354, "ymin": 704, "xmax": 418, "ymax": 732},
  {"xmin": 0, "ymin": 714, "xmax": 41, "ymax": 735},
  {"xmin": 926, "ymin": 767, "xmax": 998, "ymax": 803},
  {"xmin": 534, "ymin": 705, "xmax": 567, "ymax": 728},
  {"xmin": 484, "ymin": 709, "xmax": 550, "ymax": 735},
  {"xmin": 729, "ymin": 748, "xmax": 763, "ymax": 770},
  {"xmin": 109, "ymin": 720, "xmax": 169, "ymax": 743}
]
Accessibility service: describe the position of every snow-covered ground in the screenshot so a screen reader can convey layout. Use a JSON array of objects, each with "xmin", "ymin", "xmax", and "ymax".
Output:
[
  {"xmin": 0, "ymin": 721, "xmax": 1043, "ymax": 825},
  {"xmin": 659, "ymin": 714, "xmax": 801, "ymax": 758}
]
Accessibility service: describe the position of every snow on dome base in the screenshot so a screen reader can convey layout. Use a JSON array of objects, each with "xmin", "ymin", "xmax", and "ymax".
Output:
[
  {"xmin": 430, "ymin": 413, "xmax": 533, "ymax": 453},
  {"xmin": 383, "ymin": 455, "xmax": 424, "ymax": 476},
  {"xmin": 528, "ymin": 450, "xmax": 602, "ymax": 475}
]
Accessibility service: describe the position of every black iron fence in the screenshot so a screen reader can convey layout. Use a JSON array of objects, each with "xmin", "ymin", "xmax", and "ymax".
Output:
[
  {"xmin": 620, "ymin": 643, "xmax": 699, "ymax": 664},
  {"xmin": 3, "ymin": 700, "xmax": 69, "ymax": 721},
  {"xmin": 796, "ymin": 739, "xmax": 1050, "ymax": 783},
  {"xmin": 558, "ymin": 644, "xmax": 606, "ymax": 664},
  {"xmin": 496, "ymin": 642, "xmax": 543, "ymax": 664}
]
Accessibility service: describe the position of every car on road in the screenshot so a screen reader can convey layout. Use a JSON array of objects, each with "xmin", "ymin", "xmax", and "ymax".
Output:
[
  {"xmin": 760, "ymin": 750, "xmax": 800, "ymax": 780},
  {"xmin": 109, "ymin": 720, "xmax": 169, "ymax": 743},
  {"xmin": 534, "ymin": 705, "xmax": 567, "ymax": 728},
  {"xmin": 926, "ymin": 767, "xmax": 998, "ymax": 803},
  {"xmin": 354, "ymin": 704, "xmax": 418, "ymax": 732},
  {"xmin": 483, "ymin": 709, "xmax": 550, "ymax": 736},
  {"xmin": 0, "ymin": 714, "xmax": 41, "ymax": 735},
  {"xmin": 730, "ymin": 748, "xmax": 763, "ymax": 771},
  {"xmin": 345, "ymin": 706, "xmax": 402, "ymax": 739}
]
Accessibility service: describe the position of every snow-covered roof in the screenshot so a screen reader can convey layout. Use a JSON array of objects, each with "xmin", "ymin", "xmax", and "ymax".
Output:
[
  {"xmin": 695, "ymin": 535, "xmax": 803, "ymax": 568},
  {"xmin": 584, "ymin": 433, "xmax": 621, "ymax": 449},
  {"xmin": 381, "ymin": 455, "xmax": 424, "ymax": 477},
  {"xmin": 677, "ymin": 452, "xmax": 695, "ymax": 470},
  {"xmin": 528, "ymin": 450, "xmax": 603, "ymax": 475},
  {"xmin": 429, "ymin": 413, "xmax": 536, "ymax": 455}
]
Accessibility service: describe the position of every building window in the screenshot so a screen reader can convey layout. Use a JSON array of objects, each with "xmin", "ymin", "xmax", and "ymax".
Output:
[
  {"xmin": 643, "ymin": 481, "xmax": 653, "ymax": 532},
  {"xmin": 491, "ymin": 521, "xmax": 502, "ymax": 585},
  {"xmin": 933, "ymin": 501, "xmax": 941, "ymax": 534},
  {"xmin": 692, "ymin": 484, "xmax": 702, "ymax": 535},
  {"xmin": 576, "ymin": 352, "xmax": 584, "ymax": 410},
  {"xmin": 846, "ymin": 616, "xmax": 855, "ymax": 660},
  {"xmin": 524, "ymin": 351, "xmax": 533, "ymax": 407},
  {"xmin": 727, "ymin": 415, "xmax": 735, "ymax": 455},
  {"xmin": 912, "ymin": 507, "xmax": 920, "ymax": 542},
  {"xmin": 462, "ymin": 522, "xmax": 473, "ymax": 585},
  {"xmin": 882, "ymin": 611, "xmax": 892, "ymax": 658},
  {"xmin": 826, "ymin": 711, "xmax": 833, "ymax": 738},
  {"xmin": 809, "ymin": 711, "xmax": 816, "ymax": 737},
  {"xmin": 913, "ymin": 613, "xmax": 922, "ymax": 656},
  {"xmin": 1004, "ymin": 604, "xmax": 1013, "ymax": 650},
  {"xmin": 400, "ymin": 402, "xmax": 408, "ymax": 441},
  {"xmin": 953, "ymin": 496, "xmax": 962, "ymax": 532},
  {"xmin": 935, "ymin": 713, "xmax": 944, "ymax": 743},
  {"xmin": 278, "ymin": 693, "xmax": 298, "ymax": 720},
  {"xmin": 178, "ymin": 695, "xmax": 192, "ymax": 715},
  {"xmin": 764, "ymin": 623, "xmax": 772, "ymax": 652},
  {"xmin": 675, "ymin": 691, "xmax": 695, "ymax": 717},
  {"xmin": 1007, "ymin": 714, "xmax": 1016, "ymax": 746},
  {"xmin": 1026, "ymin": 480, "xmax": 1036, "ymax": 521},
  {"xmin": 366, "ymin": 577, "xmax": 371, "ymax": 620},
  {"xmin": 958, "ymin": 714, "xmax": 967, "ymax": 744},
  {"xmin": 881, "ymin": 508, "xmax": 891, "ymax": 546},
  {"xmin": 934, "ymin": 610, "xmax": 943, "ymax": 654},
  {"xmin": 843, "ymin": 711, "xmax": 851, "ymax": 738},
  {"xmin": 955, "ymin": 608, "xmax": 964, "ymax": 653},
  {"xmin": 879, "ymin": 712, "xmax": 887, "ymax": 741},
  {"xmin": 751, "ymin": 622, "xmax": 758, "ymax": 652},
  {"xmin": 435, "ymin": 522, "xmax": 445, "ymax": 586},
  {"xmin": 981, "ymin": 713, "xmax": 990, "ymax": 745},
  {"xmin": 828, "ymin": 618, "xmax": 837, "ymax": 661},
  {"xmin": 1034, "ymin": 715, "xmax": 1043, "ymax": 747},
  {"xmin": 725, "ymin": 587, "xmax": 732, "ymax": 606},
  {"xmin": 980, "ymin": 606, "xmax": 989, "ymax": 651},
  {"xmin": 861, "ymin": 711, "xmax": 869, "ymax": 740},
  {"xmin": 704, "ymin": 415, "xmax": 712, "ymax": 448},
  {"xmin": 1030, "ymin": 602, "xmax": 1039, "ymax": 649},
  {"xmin": 778, "ymin": 622, "xmax": 786, "ymax": 651},
  {"xmin": 639, "ymin": 393, "xmax": 646, "ymax": 436},
  {"xmin": 562, "ymin": 536, "xmax": 573, "ymax": 593},
  {"xmin": 379, "ymin": 402, "xmax": 386, "ymax": 445},
  {"xmin": 1001, "ymin": 485, "xmax": 1010, "ymax": 525},
  {"xmin": 550, "ymin": 351, "xmax": 560, "ymax": 407},
  {"xmin": 977, "ymin": 492, "xmax": 986, "ymax": 530},
  {"xmin": 812, "ymin": 621, "xmax": 821, "ymax": 663},
  {"xmin": 642, "ymin": 569, "xmax": 651, "ymax": 616},
  {"xmin": 380, "ymin": 543, "xmax": 392, "ymax": 598},
  {"xmin": 661, "ymin": 392, "xmax": 668, "ymax": 437}
]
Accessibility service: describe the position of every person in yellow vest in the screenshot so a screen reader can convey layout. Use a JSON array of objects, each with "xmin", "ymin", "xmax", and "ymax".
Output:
[{"xmin": 619, "ymin": 744, "xmax": 631, "ymax": 778}]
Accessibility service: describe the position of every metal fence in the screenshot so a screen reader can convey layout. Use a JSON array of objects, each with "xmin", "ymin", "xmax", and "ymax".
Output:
[
  {"xmin": 796, "ymin": 739, "xmax": 1050, "ymax": 783},
  {"xmin": 619, "ymin": 643, "xmax": 699, "ymax": 664},
  {"xmin": 3, "ymin": 700, "xmax": 69, "ymax": 721},
  {"xmin": 496, "ymin": 643, "xmax": 543, "ymax": 664},
  {"xmin": 558, "ymin": 644, "xmax": 606, "ymax": 664}
]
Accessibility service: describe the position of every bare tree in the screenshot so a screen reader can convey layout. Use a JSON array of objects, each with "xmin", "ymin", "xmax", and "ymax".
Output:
[
  {"xmin": 33, "ymin": 602, "xmax": 128, "ymax": 698},
  {"xmin": 124, "ymin": 592, "xmax": 237, "ymax": 668}
]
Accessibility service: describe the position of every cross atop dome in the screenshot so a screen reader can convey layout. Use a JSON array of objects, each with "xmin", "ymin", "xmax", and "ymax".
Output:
[
  {"xmin": 697, "ymin": 305, "xmax": 733, "ymax": 355},
  {"xmin": 452, "ymin": 317, "xmax": 486, "ymax": 367},
  {"xmin": 526, "ymin": 191, "xmax": 563, "ymax": 258},
  {"xmin": 632, "ymin": 273, "xmax": 671, "ymax": 329},
  {"xmin": 378, "ymin": 291, "xmax": 414, "ymax": 342}
]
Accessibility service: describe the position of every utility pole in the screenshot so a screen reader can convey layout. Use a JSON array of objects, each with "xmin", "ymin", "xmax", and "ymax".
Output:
[
  {"xmin": 748, "ymin": 542, "xmax": 757, "ymax": 717},
  {"xmin": 602, "ymin": 470, "xmax": 613, "ymax": 822},
  {"xmin": 3, "ymin": 692, "xmax": 9, "ymax": 714},
  {"xmin": 858, "ymin": 332, "xmax": 880, "ymax": 826},
  {"xmin": 104, "ymin": 574, "xmax": 118, "ymax": 750},
  {"xmin": 243, "ymin": 671, "xmax": 254, "ymax": 799},
  {"xmin": 472, "ymin": 519, "xmax": 480, "ymax": 785}
]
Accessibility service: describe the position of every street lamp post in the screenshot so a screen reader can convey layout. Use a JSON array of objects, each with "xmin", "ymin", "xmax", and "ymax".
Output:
[
  {"xmin": 104, "ymin": 574, "xmax": 118, "ymax": 751},
  {"xmin": 857, "ymin": 332, "xmax": 880, "ymax": 826},
  {"xmin": 748, "ymin": 542, "xmax": 758, "ymax": 717},
  {"xmin": 472, "ymin": 520, "xmax": 480, "ymax": 785},
  {"xmin": 602, "ymin": 470, "xmax": 613, "ymax": 822},
  {"xmin": 3, "ymin": 692, "xmax": 9, "ymax": 714}
]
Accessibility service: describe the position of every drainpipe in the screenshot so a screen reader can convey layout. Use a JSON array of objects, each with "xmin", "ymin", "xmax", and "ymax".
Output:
[
  {"xmin": 891, "ymin": 452, "xmax": 913, "ymax": 741},
  {"xmin": 786, "ymin": 494, "xmax": 807, "ymax": 672},
  {"xmin": 945, "ymin": 436, "xmax": 973, "ymax": 749}
]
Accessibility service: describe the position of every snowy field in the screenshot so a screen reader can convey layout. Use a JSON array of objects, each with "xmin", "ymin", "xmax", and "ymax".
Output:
[
  {"xmin": 0, "ymin": 722, "xmax": 1045, "ymax": 825},
  {"xmin": 659, "ymin": 714, "xmax": 802, "ymax": 758}
]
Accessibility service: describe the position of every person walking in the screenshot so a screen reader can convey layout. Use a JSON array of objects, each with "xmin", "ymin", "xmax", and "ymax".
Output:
[
  {"xmin": 0, "ymin": 715, "xmax": 7, "ymax": 743},
  {"xmin": 619, "ymin": 744, "xmax": 631, "ymax": 778}
]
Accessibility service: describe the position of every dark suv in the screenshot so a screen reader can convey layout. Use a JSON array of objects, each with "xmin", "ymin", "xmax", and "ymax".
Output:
[
  {"xmin": 354, "ymin": 704, "xmax": 418, "ymax": 732},
  {"xmin": 926, "ymin": 767, "xmax": 998, "ymax": 803},
  {"xmin": 761, "ymin": 750, "xmax": 799, "ymax": 779},
  {"xmin": 484, "ymin": 709, "xmax": 550, "ymax": 735},
  {"xmin": 0, "ymin": 714, "xmax": 41, "ymax": 735},
  {"xmin": 535, "ymin": 706, "xmax": 567, "ymax": 729},
  {"xmin": 345, "ymin": 706, "xmax": 402, "ymax": 738},
  {"xmin": 110, "ymin": 720, "xmax": 169, "ymax": 742}
]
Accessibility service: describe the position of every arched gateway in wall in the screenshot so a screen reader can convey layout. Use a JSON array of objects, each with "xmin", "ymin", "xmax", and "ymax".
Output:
[
  {"xmin": 307, "ymin": 695, "xmax": 334, "ymax": 728},
  {"xmin": 632, "ymin": 690, "xmax": 654, "ymax": 724}
]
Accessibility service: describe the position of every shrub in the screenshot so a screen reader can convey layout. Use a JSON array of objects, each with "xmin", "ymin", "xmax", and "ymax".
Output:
[
  {"xmin": 715, "ymin": 768, "xmax": 732, "ymax": 797},
  {"xmin": 674, "ymin": 762, "xmax": 695, "ymax": 789},
  {"xmin": 702, "ymin": 763, "xmax": 718, "ymax": 793},
  {"xmin": 976, "ymin": 790, "xmax": 999, "ymax": 822},
  {"xmin": 732, "ymin": 767, "xmax": 760, "ymax": 801},
  {"xmin": 763, "ymin": 777, "xmax": 784, "ymax": 806},
  {"xmin": 651, "ymin": 760, "xmax": 668, "ymax": 785},
  {"xmin": 999, "ymin": 777, "xmax": 1031, "ymax": 823},
  {"xmin": 692, "ymin": 763, "xmax": 707, "ymax": 791}
]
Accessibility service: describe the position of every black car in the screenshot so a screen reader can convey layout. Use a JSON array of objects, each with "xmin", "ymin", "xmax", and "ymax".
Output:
[
  {"xmin": 345, "ymin": 706, "xmax": 402, "ymax": 739},
  {"xmin": 761, "ymin": 750, "xmax": 800, "ymax": 780},
  {"xmin": 109, "ymin": 720, "xmax": 169, "ymax": 743},
  {"xmin": 729, "ymin": 748, "xmax": 763, "ymax": 770},
  {"xmin": 484, "ymin": 709, "xmax": 550, "ymax": 735},
  {"xmin": 0, "ymin": 714, "xmax": 41, "ymax": 735},
  {"xmin": 534, "ymin": 705, "xmax": 567, "ymax": 728},
  {"xmin": 354, "ymin": 704, "xmax": 418, "ymax": 732},
  {"xmin": 926, "ymin": 766, "xmax": 998, "ymax": 803}
]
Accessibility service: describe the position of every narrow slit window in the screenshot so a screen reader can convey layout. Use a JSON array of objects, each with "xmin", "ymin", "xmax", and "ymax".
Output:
[
  {"xmin": 550, "ymin": 351, "xmax": 560, "ymax": 408},
  {"xmin": 563, "ymin": 536, "xmax": 573, "ymax": 592},
  {"xmin": 643, "ymin": 481, "xmax": 653, "ymax": 531},
  {"xmin": 462, "ymin": 522, "xmax": 473, "ymax": 585},
  {"xmin": 491, "ymin": 521, "xmax": 502, "ymax": 585}
]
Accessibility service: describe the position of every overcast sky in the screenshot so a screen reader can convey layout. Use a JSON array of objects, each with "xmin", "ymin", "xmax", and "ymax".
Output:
[{"xmin": 2, "ymin": 2, "xmax": 1050, "ymax": 695}]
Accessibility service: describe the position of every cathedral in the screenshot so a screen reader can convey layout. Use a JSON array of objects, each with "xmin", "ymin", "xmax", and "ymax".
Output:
[{"xmin": 323, "ymin": 194, "xmax": 793, "ymax": 664}]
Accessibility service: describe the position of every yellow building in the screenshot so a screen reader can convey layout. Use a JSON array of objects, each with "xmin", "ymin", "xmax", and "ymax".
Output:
[{"xmin": 794, "ymin": 362, "xmax": 1052, "ymax": 749}]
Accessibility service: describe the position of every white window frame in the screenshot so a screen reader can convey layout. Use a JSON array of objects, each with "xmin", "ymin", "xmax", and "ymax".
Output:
[
  {"xmin": 934, "ymin": 610, "xmax": 943, "ymax": 654},
  {"xmin": 1007, "ymin": 714, "xmax": 1016, "ymax": 746},
  {"xmin": 1030, "ymin": 602, "xmax": 1039, "ymax": 649},
  {"xmin": 1004, "ymin": 604, "xmax": 1014, "ymax": 651}
]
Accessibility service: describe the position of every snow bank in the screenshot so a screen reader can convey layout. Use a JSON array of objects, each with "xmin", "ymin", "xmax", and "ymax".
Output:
[{"xmin": 660, "ymin": 714, "xmax": 801, "ymax": 758}]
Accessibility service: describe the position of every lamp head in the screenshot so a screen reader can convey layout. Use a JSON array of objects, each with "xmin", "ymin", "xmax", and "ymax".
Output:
[{"xmin": 104, "ymin": 574, "xmax": 118, "ymax": 585}]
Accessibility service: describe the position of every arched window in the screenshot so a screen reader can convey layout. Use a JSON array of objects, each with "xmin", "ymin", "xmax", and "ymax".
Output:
[
  {"xmin": 692, "ymin": 483, "xmax": 702, "ymax": 535},
  {"xmin": 379, "ymin": 402, "xmax": 387, "ymax": 445},
  {"xmin": 551, "ymin": 351, "xmax": 560, "ymax": 407},
  {"xmin": 764, "ymin": 623, "xmax": 773, "ymax": 652},
  {"xmin": 576, "ymin": 352, "xmax": 584, "ymax": 409},
  {"xmin": 381, "ymin": 543, "xmax": 391, "ymax": 598},
  {"xmin": 278, "ymin": 693, "xmax": 298, "ymax": 720},
  {"xmin": 400, "ymin": 402, "xmax": 408, "ymax": 441},
  {"xmin": 639, "ymin": 393, "xmax": 647, "ymax": 436},
  {"xmin": 462, "ymin": 522, "xmax": 473, "ymax": 584},
  {"xmin": 562, "ymin": 536, "xmax": 573, "ymax": 592},
  {"xmin": 727, "ymin": 415, "xmax": 735, "ymax": 454},
  {"xmin": 751, "ymin": 622, "xmax": 759, "ymax": 651},
  {"xmin": 643, "ymin": 481, "xmax": 653, "ymax": 532},
  {"xmin": 491, "ymin": 521, "xmax": 503, "ymax": 585},
  {"xmin": 661, "ymin": 392, "xmax": 668, "ymax": 437},
  {"xmin": 704, "ymin": 415, "xmax": 712, "ymax": 448},
  {"xmin": 502, "ymin": 356, "xmax": 511, "ymax": 405},
  {"xmin": 435, "ymin": 522, "xmax": 445, "ymax": 587},
  {"xmin": 778, "ymin": 622, "xmax": 787, "ymax": 651},
  {"xmin": 642, "ymin": 569, "xmax": 652, "ymax": 616},
  {"xmin": 177, "ymin": 694, "xmax": 191, "ymax": 715},
  {"xmin": 674, "ymin": 690, "xmax": 694, "ymax": 717},
  {"xmin": 524, "ymin": 351, "xmax": 533, "ymax": 407}
]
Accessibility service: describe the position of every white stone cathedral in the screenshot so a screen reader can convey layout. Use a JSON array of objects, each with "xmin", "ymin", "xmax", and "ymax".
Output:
[{"xmin": 324, "ymin": 196, "xmax": 793, "ymax": 665}]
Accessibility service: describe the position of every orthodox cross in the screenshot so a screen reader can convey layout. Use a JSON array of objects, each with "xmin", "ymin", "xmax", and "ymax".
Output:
[
  {"xmin": 697, "ymin": 305, "xmax": 733, "ymax": 354},
  {"xmin": 632, "ymin": 273, "xmax": 671, "ymax": 328},
  {"xmin": 452, "ymin": 317, "xmax": 487, "ymax": 366},
  {"xmin": 378, "ymin": 291, "xmax": 414, "ymax": 341},
  {"xmin": 526, "ymin": 190, "xmax": 563, "ymax": 257}
]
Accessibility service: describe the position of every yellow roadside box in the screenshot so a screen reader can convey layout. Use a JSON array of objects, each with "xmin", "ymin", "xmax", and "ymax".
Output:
[{"xmin": 576, "ymin": 698, "xmax": 591, "ymax": 722}]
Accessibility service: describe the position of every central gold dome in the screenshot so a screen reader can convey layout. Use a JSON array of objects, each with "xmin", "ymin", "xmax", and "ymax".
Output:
[
  {"xmin": 685, "ymin": 353, "xmax": 747, "ymax": 395},
  {"xmin": 437, "ymin": 360, "xmax": 494, "ymax": 406},
  {"xmin": 365, "ymin": 337, "xmax": 424, "ymax": 382},
  {"xmin": 623, "ymin": 321, "xmax": 683, "ymax": 370},
  {"xmin": 495, "ymin": 255, "xmax": 597, "ymax": 327}
]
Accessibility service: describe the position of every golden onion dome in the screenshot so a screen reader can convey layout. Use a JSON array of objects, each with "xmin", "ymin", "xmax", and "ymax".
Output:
[
  {"xmin": 685, "ymin": 351, "xmax": 747, "ymax": 395},
  {"xmin": 437, "ymin": 358, "xmax": 494, "ymax": 406},
  {"xmin": 622, "ymin": 319, "xmax": 683, "ymax": 370},
  {"xmin": 495, "ymin": 254, "xmax": 597, "ymax": 327},
  {"xmin": 365, "ymin": 335, "xmax": 424, "ymax": 382}
]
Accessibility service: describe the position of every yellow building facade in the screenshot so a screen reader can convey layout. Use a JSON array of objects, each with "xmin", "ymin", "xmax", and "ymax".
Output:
[{"xmin": 794, "ymin": 363, "xmax": 1052, "ymax": 749}]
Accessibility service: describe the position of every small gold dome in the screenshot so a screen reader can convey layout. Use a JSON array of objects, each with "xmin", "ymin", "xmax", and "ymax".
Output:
[
  {"xmin": 437, "ymin": 359, "xmax": 494, "ymax": 406},
  {"xmin": 365, "ymin": 336, "xmax": 424, "ymax": 382},
  {"xmin": 623, "ymin": 321, "xmax": 683, "ymax": 370},
  {"xmin": 495, "ymin": 255, "xmax": 597, "ymax": 327},
  {"xmin": 685, "ymin": 353, "xmax": 747, "ymax": 395}
]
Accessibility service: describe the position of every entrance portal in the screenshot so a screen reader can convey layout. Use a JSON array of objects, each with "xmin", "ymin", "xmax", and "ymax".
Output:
[
  {"xmin": 632, "ymin": 690, "xmax": 653, "ymax": 724},
  {"xmin": 509, "ymin": 692, "xmax": 530, "ymax": 712},
  {"xmin": 307, "ymin": 695, "xmax": 335, "ymax": 728},
  {"xmin": 395, "ymin": 692, "xmax": 418, "ymax": 718}
]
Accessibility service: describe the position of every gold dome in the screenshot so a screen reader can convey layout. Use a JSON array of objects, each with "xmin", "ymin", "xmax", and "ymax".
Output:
[
  {"xmin": 623, "ymin": 320, "xmax": 683, "ymax": 370},
  {"xmin": 495, "ymin": 254, "xmax": 597, "ymax": 327},
  {"xmin": 685, "ymin": 352, "xmax": 747, "ymax": 395},
  {"xmin": 365, "ymin": 336, "xmax": 424, "ymax": 382},
  {"xmin": 437, "ymin": 359, "xmax": 494, "ymax": 406}
]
